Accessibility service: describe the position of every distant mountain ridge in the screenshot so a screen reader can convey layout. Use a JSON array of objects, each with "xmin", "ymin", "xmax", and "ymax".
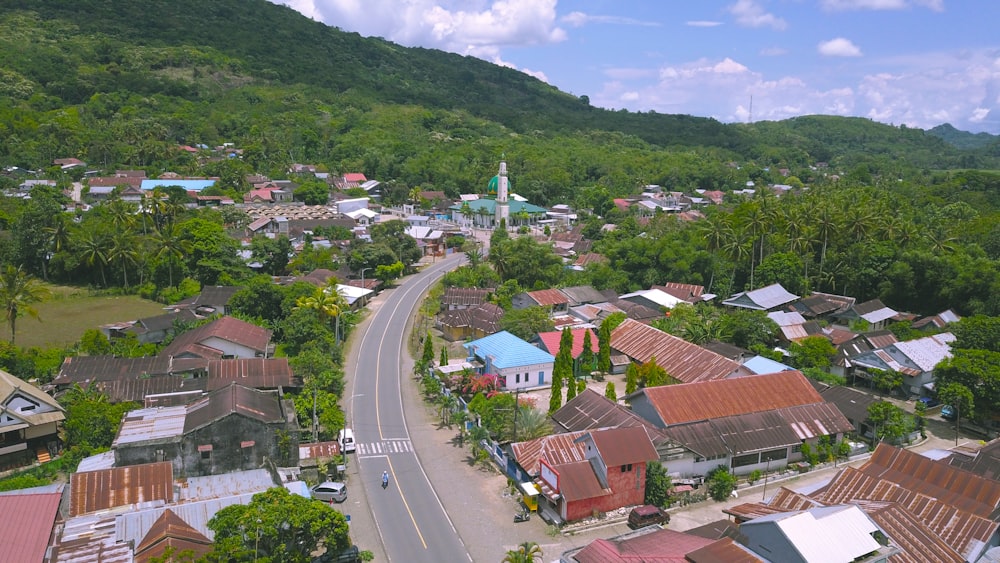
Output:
[
  {"xmin": 927, "ymin": 124, "xmax": 999, "ymax": 149},
  {"xmin": 1, "ymin": 0, "xmax": 999, "ymax": 173}
]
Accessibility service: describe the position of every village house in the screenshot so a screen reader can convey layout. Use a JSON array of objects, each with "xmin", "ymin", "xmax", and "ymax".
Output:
[
  {"xmin": 534, "ymin": 328, "xmax": 600, "ymax": 374},
  {"xmin": 112, "ymin": 384, "xmax": 298, "ymax": 477},
  {"xmin": 626, "ymin": 371, "xmax": 853, "ymax": 477},
  {"xmin": 722, "ymin": 283, "xmax": 799, "ymax": 311},
  {"xmin": 160, "ymin": 316, "xmax": 272, "ymax": 360},
  {"xmin": 848, "ymin": 332, "xmax": 955, "ymax": 397},
  {"xmin": 512, "ymin": 288, "xmax": 571, "ymax": 314},
  {"xmin": 510, "ymin": 426, "xmax": 658, "ymax": 524},
  {"xmin": 835, "ymin": 298, "xmax": 900, "ymax": 331},
  {"xmin": 463, "ymin": 331, "xmax": 555, "ymax": 390},
  {"xmin": 610, "ymin": 319, "xmax": 750, "ymax": 384},
  {"xmin": 0, "ymin": 369, "xmax": 65, "ymax": 470},
  {"xmin": 437, "ymin": 303, "xmax": 503, "ymax": 342}
]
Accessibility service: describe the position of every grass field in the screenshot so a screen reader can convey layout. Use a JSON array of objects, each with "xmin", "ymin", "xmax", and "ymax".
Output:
[{"xmin": 10, "ymin": 286, "xmax": 167, "ymax": 349}]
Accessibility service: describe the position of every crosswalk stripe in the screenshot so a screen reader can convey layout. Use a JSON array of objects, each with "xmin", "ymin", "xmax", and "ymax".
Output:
[{"xmin": 357, "ymin": 440, "xmax": 413, "ymax": 456}]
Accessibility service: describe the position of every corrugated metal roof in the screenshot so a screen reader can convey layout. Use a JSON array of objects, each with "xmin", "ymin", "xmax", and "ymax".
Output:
[
  {"xmin": 686, "ymin": 537, "xmax": 766, "ymax": 563},
  {"xmin": 133, "ymin": 509, "xmax": 212, "ymax": 563},
  {"xmin": 116, "ymin": 491, "xmax": 257, "ymax": 546},
  {"xmin": 511, "ymin": 431, "xmax": 587, "ymax": 476},
  {"xmin": 70, "ymin": 461, "xmax": 174, "ymax": 517},
  {"xmin": 768, "ymin": 311, "xmax": 807, "ymax": 327},
  {"xmin": 743, "ymin": 505, "xmax": 882, "ymax": 562},
  {"xmin": 113, "ymin": 405, "xmax": 187, "ymax": 447},
  {"xmin": 893, "ymin": 332, "xmax": 955, "ymax": 372},
  {"xmin": 183, "ymin": 384, "xmax": 285, "ymax": 434},
  {"xmin": 206, "ymin": 357, "xmax": 298, "ymax": 389},
  {"xmin": 298, "ymin": 440, "xmax": 342, "ymax": 460},
  {"xmin": 778, "ymin": 402, "xmax": 854, "ymax": 440},
  {"xmin": 584, "ymin": 426, "xmax": 658, "ymax": 466},
  {"xmin": 859, "ymin": 501, "xmax": 965, "ymax": 563},
  {"xmin": 440, "ymin": 287, "xmax": 489, "ymax": 307},
  {"xmin": 722, "ymin": 283, "xmax": 799, "ymax": 310},
  {"xmin": 558, "ymin": 285, "xmax": 607, "ymax": 305},
  {"xmin": 712, "ymin": 410, "xmax": 800, "ymax": 454},
  {"xmin": 558, "ymin": 459, "xmax": 609, "ymax": 501},
  {"xmin": 611, "ymin": 319, "xmax": 743, "ymax": 384},
  {"xmin": 536, "ymin": 328, "xmax": 599, "ymax": 359},
  {"xmin": 551, "ymin": 390, "xmax": 668, "ymax": 442},
  {"xmin": 51, "ymin": 511, "xmax": 133, "ymax": 563},
  {"xmin": 660, "ymin": 421, "xmax": 730, "ymax": 458},
  {"xmin": 526, "ymin": 288, "xmax": 569, "ymax": 306},
  {"xmin": 0, "ymin": 492, "xmax": 62, "ymax": 563},
  {"xmin": 175, "ymin": 468, "xmax": 275, "ymax": 502},
  {"xmin": 161, "ymin": 316, "xmax": 271, "ymax": 360},
  {"xmin": 817, "ymin": 386, "xmax": 878, "ymax": 429},
  {"xmin": 862, "ymin": 443, "xmax": 1000, "ymax": 519},
  {"xmin": 464, "ymin": 331, "xmax": 555, "ymax": 370},
  {"xmin": 812, "ymin": 466, "xmax": 998, "ymax": 559},
  {"xmin": 636, "ymin": 371, "xmax": 823, "ymax": 426},
  {"xmin": 575, "ymin": 528, "xmax": 714, "ymax": 563}
]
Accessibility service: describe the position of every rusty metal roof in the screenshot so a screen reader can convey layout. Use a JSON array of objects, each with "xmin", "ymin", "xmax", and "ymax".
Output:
[
  {"xmin": 206, "ymin": 357, "xmax": 298, "ymax": 389},
  {"xmin": 778, "ymin": 402, "xmax": 854, "ymax": 440},
  {"xmin": 525, "ymin": 288, "xmax": 569, "ymax": 306},
  {"xmin": 636, "ymin": 371, "xmax": 823, "ymax": 426},
  {"xmin": 575, "ymin": 528, "xmax": 715, "ymax": 563},
  {"xmin": 858, "ymin": 501, "xmax": 965, "ymax": 563},
  {"xmin": 861, "ymin": 443, "xmax": 1000, "ymax": 519},
  {"xmin": 583, "ymin": 426, "xmax": 658, "ymax": 466},
  {"xmin": 817, "ymin": 386, "xmax": 878, "ymax": 430},
  {"xmin": 69, "ymin": 461, "xmax": 174, "ymax": 517},
  {"xmin": 557, "ymin": 459, "xmax": 610, "ymax": 502},
  {"xmin": 299, "ymin": 440, "xmax": 342, "ymax": 460},
  {"xmin": 183, "ymin": 384, "xmax": 285, "ymax": 434},
  {"xmin": 611, "ymin": 319, "xmax": 743, "ymax": 384},
  {"xmin": 713, "ymin": 410, "xmax": 800, "ymax": 454},
  {"xmin": 551, "ymin": 389, "xmax": 666, "ymax": 438},
  {"xmin": 133, "ymin": 509, "xmax": 212, "ymax": 563},
  {"xmin": 511, "ymin": 431, "xmax": 588, "ymax": 476},
  {"xmin": 161, "ymin": 316, "xmax": 271, "ymax": 359},
  {"xmin": 50, "ymin": 512, "xmax": 133, "ymax": 563},
  {"xmin": 686, "ymin": 537, "xmax": 766, "ymax": 563},
  {"xmin": 948, "ymin": 437, "xmax": 1000, "ymax": 481},
  {"xmin": 660, "ymin": 420, "xmax": 730, "ymax": 458},
  {"xmin": 811, "ymin": 466, "xmax": 998, "ymax": 560}
]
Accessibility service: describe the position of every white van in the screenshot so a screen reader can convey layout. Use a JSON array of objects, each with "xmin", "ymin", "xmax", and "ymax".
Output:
[{"xmin": 338, "ymin": 428, "xmax": 356, "ymax": 453}]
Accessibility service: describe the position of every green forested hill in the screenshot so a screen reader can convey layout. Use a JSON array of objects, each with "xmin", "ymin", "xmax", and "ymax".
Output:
[{"xmin": 0, "ymin": 0, "xmax": 997, "ymax": 195}]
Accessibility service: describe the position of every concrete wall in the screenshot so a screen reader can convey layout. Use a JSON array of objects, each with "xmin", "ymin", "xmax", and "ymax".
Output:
[
  {"xmin": 181, "ymin": 414, "xmax": 297, "ymax": 477},
  {"xmin": 499, "ymin": 362, "xmax": 554, "ymax": 390},
  {"xmin": 199, "ymin": 336, "xmax": 261, "ymax": 359}
]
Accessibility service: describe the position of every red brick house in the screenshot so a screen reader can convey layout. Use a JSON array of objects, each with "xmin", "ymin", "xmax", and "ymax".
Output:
[{"xmin": 532, "ymin": 426, "xmax": 657, "ymax": 523}]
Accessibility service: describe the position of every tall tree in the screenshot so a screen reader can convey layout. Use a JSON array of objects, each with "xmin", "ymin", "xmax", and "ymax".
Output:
[
  {"xmin": 597, "ymin": 318, "xmax": 612, "ymax": 373},
  {"xmin": 152, "ymin": 224, "xmax": 191, "ymax": 287},
  {"xmin": 578, "ymin": 329, "xmax": 595, "ymax": 376},
  {"xmin": 0, "ymin": 264, "xmax": 50, "ymax": 343}
]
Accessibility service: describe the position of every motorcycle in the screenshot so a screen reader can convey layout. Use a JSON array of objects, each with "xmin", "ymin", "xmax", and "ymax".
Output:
[{"xmin": 513, "ymin": 509, "xmax": 530, "ymax": 523}]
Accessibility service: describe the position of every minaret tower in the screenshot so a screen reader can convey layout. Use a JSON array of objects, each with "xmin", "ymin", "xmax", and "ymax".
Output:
[{"xmin": 495, "ymin": 155, "xmax": 510, "ymax": 229}]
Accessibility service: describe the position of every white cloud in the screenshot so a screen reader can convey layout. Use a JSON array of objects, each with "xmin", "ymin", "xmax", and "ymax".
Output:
[
  {"xmin": 820, "ymin": 0, "xmax": 944, "ymax": 11},
  {"xmin": 559, "ymin": 12, "xmax": 660, "ymax": 27},
  {"xmin": 297, "ymin": 0, "xmax": 566, "ymax": 53},
  {"xmin": 818, "ymin": 38, "xmax": 863, "ymax": 57},
  {"xmin": 728, "ymin": 0, "xmax": 787, "ymax": 30},
  {"xmin": 620, "ymin": 92, "xmax": 640, "ymax": 102},
  {"xmin": 686, "ymin": 20, "xmax": 724, "ymax": 27}
]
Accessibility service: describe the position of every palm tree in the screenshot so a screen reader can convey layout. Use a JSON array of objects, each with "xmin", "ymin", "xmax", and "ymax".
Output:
[
  {"xmin": 697, "ymin": 213, "xmax": 732, "ymax": 292},
  {"xmin": 78, "ymin": 230, "xmax": 111, "ymax": 287},
  {"xmin": 108, "ymin": 232, "xmax": 139, "ymax": 289},
  {"xmin": 105, "ymin": 198, "xmax": 138, "ymax": 232},
  {"xmin": 153, "ymin": 225, "xmax": 192, "ymax": 287},
  {"xmin": 514, "ymin": 406, "xmax": 553, "ymax": 441},
  {"xmin": 814, "ymin": 203, "xmax": 839, "ymax": 282},
  {"xmin": 503, "ymin": 542, "xmax": 543, "ymax": 563},
  {"xmin": 0, "ymin": 264, "xmax": 50, "ymax": 343},
  {"xmin": 295, "ymin": 281, "xmax": 350, "ymax": 342}
]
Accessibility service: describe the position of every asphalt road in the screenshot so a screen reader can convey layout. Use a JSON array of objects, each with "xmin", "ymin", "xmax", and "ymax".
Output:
[{"xmin": 348, "ymin": 254, "xmax": 472, "ymax": 563}]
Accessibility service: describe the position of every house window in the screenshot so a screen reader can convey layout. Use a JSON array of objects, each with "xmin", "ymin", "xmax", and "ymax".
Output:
[
  {"xmin": 515, "ymin": 373, "xmax": 521, "ymax": 384},
  {"xmin": 198, "ymin": 444, "xmax": 213, "ymax": 461},
  {"xmin": 792, "ymin": 444, "xmax": 802, "ymax": 454},
  {"xmin": 732, "ymin": 453, "xmax": 760, "ymax": 468},
  {"xmin": 620, "ymin": 463, "xmax": 633, "ymax": 472},
  {"xmin": 155, "ymin": 449, "xmax": 165, "ymax": 462}
]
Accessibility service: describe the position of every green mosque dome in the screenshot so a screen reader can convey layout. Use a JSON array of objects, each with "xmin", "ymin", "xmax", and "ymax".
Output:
[{"xmin": 486, "ymin": 174, "xmax": 510, "ymax": 196}]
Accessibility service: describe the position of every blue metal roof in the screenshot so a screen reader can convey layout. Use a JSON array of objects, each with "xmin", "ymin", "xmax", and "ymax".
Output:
[
  {"xmin": 141, "ymin": 179, "xmax": 217, "ymax": 192},
  {"xmin": 464, "ymin": 331, "xmax": 554, "ymax": 369},
  {"xmin": 742, "ymin": 355, "xmax": 794, "ymax": 375}
]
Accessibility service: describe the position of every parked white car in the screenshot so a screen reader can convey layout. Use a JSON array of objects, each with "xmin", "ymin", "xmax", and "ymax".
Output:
[{"xmin": 311, "ymin": 481, "xmax": 348, "ymax": 503}]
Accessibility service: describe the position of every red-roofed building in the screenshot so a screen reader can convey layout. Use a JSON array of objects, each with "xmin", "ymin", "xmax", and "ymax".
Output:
[
  {"xmin": 133, "ymin": 509, "xmax": 212, "ymax": 563},
  {"xmin": 535, "ymin": 328, "xmax": 599, "ymax": 362},
  {"xmin": 517, "ymin": 426, "xmax": 658, "ymax": 524},
  {"xmin": 0, "ymin": 491, "xmax": 62, "ymax": 563},
  {"xmin": 571, "ymin": 528, "xmax": 715, "ymax": 563},
  {"xmin": 160, "ymin": 316, "xmax": 271, "ymax": 360},
  {"xmin": 512, "ymin": 289, "xmax": 570, "ymax": 313}
]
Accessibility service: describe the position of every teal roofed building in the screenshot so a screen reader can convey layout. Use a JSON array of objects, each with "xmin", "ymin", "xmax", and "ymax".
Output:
[{"xmin": 464, "ymin": 331, "xmax": 555, "ymax": 390}]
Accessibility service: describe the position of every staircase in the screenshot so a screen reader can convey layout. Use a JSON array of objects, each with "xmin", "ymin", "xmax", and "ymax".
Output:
[{"xmin": 36, "ymin": 446, "xmax": 51, "ymax": 464}]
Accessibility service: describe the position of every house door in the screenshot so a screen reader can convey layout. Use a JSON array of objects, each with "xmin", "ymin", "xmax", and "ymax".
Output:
[{"xmin": 538, "ymin": 371, "xmax": 544, "ymax": 385}]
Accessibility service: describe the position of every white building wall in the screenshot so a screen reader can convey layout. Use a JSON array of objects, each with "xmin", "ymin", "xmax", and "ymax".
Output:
[
  {"xmin": 498, "ymin": 361, "xmax": 553, "ymax": 390},
  {"xmin": 200, "ymin": 336, "xmax": 261, "ymax": 359}
]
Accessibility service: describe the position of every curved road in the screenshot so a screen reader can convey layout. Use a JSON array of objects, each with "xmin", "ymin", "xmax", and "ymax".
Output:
[{"xmin": 348, "ymin": 254, "xmax": 471, "ymax": 562}]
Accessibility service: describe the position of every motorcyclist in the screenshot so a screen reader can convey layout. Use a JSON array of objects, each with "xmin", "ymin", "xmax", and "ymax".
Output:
[{"xmin": 382, "ymin": 471, "xmax": 389, "ymax": 488}]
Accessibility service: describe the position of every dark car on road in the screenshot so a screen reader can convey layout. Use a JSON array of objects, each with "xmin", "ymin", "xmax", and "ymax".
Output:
[{"xmin": 941, "ymin": 405, "xmax": 957, "ymax": 421}]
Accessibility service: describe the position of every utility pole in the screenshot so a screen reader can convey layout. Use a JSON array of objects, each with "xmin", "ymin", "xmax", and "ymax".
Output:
[
  {"xmin": 512, "ymin": 386, "xmax": 521, "ymax": 443},
  {"xmin": 312, "ymin": 387, "xmax": 318, "ymax": 442}
]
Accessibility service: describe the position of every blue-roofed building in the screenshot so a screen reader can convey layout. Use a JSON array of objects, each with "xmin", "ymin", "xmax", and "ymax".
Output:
[
  {"xmin": 464, "ymin": 331, "xmax": 555, "ymax": 390},
  {"xmin": 141, "ymin": 178, "xmax": 218, "ymax": 192},
  {"xmin": 742, "ymin": 355, "xmax": 795, "ymax": 375}
]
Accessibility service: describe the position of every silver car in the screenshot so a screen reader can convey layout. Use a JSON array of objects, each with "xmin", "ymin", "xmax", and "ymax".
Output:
[{"xmin": 311, "ymin": 481, "xmax": 348, "ymax": 503}]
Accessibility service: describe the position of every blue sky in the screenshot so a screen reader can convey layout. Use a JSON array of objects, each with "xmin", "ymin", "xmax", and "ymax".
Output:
[{"xmin": 275, "ymin": 1, "xmax": 1000, "ymax": 134}]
